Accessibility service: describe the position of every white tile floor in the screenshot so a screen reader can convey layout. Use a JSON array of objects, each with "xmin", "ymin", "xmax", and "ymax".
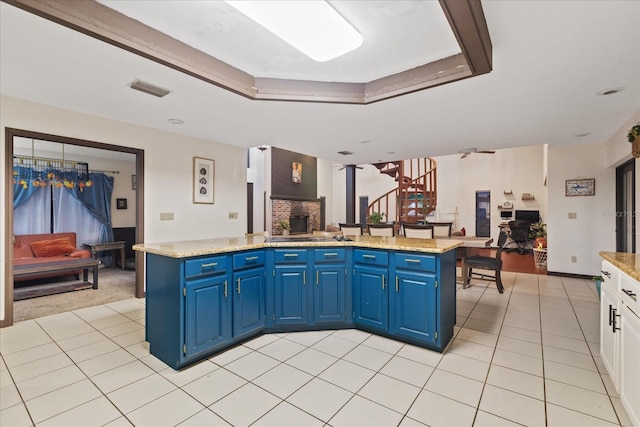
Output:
[{"xmin": 0, "ymin": 272, "xmax": 635, "ymax": 426}]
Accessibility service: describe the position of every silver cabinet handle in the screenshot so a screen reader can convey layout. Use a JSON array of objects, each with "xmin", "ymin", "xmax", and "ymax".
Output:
[
  {"xmin": 324, "ymin": 252, "xmax": 338, "ymax": 257},
  {"xmin": 303, "ymin": 271, "xmax": 306, "ymax": 286},
  {"xmin": 201, "ymin": 262, "xmax": 218, "ymax": 268},
  {"xmin": 284, "ymin": 253, "xmax": 298, "ymax": 257},
  {"xmin": 363, "ymin": 254, "xmax": 376, "ymax": 259},
  {"xmin": 404, "ymin": 259, "xmax": 421, "ymax": 263},
  {"xmin": 224, "ymin": 280, "xmax": 228, "ymax": 297},
  {"xmin": 622, "ymin": 289, "xmax": 637, "ymax": 301},
  {"xmin": 601, "ymin": 270, "xmax": 611, "ymax": 278},
  {"xmin": 236, "ymin": 278, "xmax": 241, "ymax": 294},
  {"xmin": 246, "ymin": 256, "xmax": 259, "ymax": 261},
  {"xmin": 396, "ymin": 276, "xmax": 399, "ymax": 292},
  {"xmin": 382, "ymin": 275, "xmax": 386, "ymax": 290}
]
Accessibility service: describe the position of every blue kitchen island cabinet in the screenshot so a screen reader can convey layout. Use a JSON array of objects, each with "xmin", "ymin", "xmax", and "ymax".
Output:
[
  {"xmin": 145, "ymin": 253, "xmax": 233, "ymax": 369},
  {"xmin": 313, "ymin": 248, "xmax": 348, "ymax": 324},
  {"xmin": 353, "ymin": 249, "xmax": 390, "ymax": 333},
  {"xmin": 136, "ymin": 235, "xmax": 460, "ymax": 368},
  {"xmin": 232, "ymin": 251, "xmax": 267, "ymax": 340}
]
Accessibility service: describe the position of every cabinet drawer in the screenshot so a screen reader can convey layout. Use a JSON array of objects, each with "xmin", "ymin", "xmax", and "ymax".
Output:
[
  {"xmin": 354, "ymin": 249, "xmax": 388, "ymax": 266},
  {"xmin": 601, "ymin": 261, "xmax": 619, "ymax": 290},
  {"xmin": 233, "ymin": 250, "xmax": 265, "ymax": 270},
  {"xmin": 620, "ymin": 272, "xmax": 640, "ymax": 313},
  {"xmin": 394, "ymin": 253, "xmax": 436, "ymax": 272},
  {"xmin": 185, "ymin": 255, "xmax": 227, "ymax": 278},
  {"xmin": 314, "ymin": 248, "xmax": 346, "ymax": 263},
  {"xmin": 274, "ymin": 249, "xmax": 308, "ymax": 264}
]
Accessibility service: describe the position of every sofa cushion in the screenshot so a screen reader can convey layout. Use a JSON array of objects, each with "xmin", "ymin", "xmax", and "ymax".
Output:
[{"xmin": 29, "ymin": 237, "xmax": 77, "ymax": 258}]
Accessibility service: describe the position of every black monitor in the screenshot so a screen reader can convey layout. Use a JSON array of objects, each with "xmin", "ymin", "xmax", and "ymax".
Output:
[{"xmin": 515, "ymin": 210, "xmax": 540, "ymax": 223}]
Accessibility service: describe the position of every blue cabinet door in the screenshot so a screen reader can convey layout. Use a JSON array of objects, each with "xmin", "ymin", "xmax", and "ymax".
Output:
[
  {"xmin": 274, "ymin": 265, "xmax": 308, "ymax": 325},
  {"xmin": 233, "ymin": 267, "xmax": 266, "ymax": 339},
  {"xmin": 353, "ymin": 266, "xmax": 388, "ymax": 332},
  {"xmin": 185, "ymin": 275, "xmax": 231, "ymax": 358},
  {"xmin": 392, "ymin": 270, "xmax": 437, "ymax": 345},
  {"xmin": 314, "ymin": 264, "xmax": 346, "ymax": 324}
]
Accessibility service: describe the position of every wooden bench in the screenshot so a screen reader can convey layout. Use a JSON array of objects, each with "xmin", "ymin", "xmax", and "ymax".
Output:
[{"xmin": 13, "ymin": 258, "xmax": 99, "ymax": 301}]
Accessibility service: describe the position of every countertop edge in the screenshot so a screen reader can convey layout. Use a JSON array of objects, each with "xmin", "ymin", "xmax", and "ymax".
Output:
[
  {"xmin": 133, "ymin": 238, "xmax": 463, "ymax": 258},
  {"xmin": 599, "ymin": 251, "xmax": 640, "ymax": 282}
]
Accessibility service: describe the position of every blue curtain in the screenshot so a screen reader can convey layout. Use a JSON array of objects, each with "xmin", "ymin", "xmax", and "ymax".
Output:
[
  {"xmin": 64, "ymin": 171, "xmax": 114, "ymax": 243},
  {"xmin": 13, "ymin": 166, "xmax": 46, "ymax": 209},
  {"xmin": 13, "ymin": 166, "xmax": 114, "ymax": 243}
]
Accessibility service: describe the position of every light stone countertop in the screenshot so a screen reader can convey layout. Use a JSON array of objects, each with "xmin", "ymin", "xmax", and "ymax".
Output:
[
  {"xmin": 600, "ymin": 251, "xmax": 640, "ymax": 282},
  {"xmin": 133, "ymin": 235, "xmax": 463, "ymax": 259}
]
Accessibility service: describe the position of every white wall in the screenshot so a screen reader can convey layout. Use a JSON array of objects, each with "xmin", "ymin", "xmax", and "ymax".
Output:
[
  {"xmin": 547, "ymin": 143, "xmax": 616, "ymax": 275},
  {"xmin": 247, "ymin": 147, "xmax": 266, "ymax": 233},
  {"xmin": 1, "ymin": 95, "xmax": 247, "ymax": 322}
]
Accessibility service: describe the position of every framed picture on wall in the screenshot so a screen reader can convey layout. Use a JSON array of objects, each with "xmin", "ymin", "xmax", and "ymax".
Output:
[
  {"xmin": 193, "ymin": 157, "xmax": 215, "ymax": 204},
  {"xmin": 292, "ymin": 162, "xmax": 302, "ymax": 183},
  {"xmin": 116, "ymin": 198, "xmax": 127, "ymax": 209},
  {"xmin": 565, "ymin": 178, "xmax": 595, "ymax": 196}
]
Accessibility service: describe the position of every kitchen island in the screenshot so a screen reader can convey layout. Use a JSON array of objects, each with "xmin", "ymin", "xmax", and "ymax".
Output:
[{"xmin": 134, "ymin": 235, "xmax": 461, "ymax": 369}]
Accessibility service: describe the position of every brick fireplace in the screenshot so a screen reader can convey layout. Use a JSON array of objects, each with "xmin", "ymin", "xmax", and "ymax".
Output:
[{"xmin": 272, "ymin": 199, "xmax": 321, "ymax": 235}]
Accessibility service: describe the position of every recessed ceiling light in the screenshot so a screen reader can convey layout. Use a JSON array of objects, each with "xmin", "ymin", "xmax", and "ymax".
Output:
[
  {"xmin": 387, "ymin": 151, "xmax": 395, "ymax": 154},
  {"xmin": 167, "ymin": 119, "xmax": 184, "ymax": 125},
  {"xmin": 338, "ymin": 150, "xmax": 353, "ymax": 156},
  {"xmin": 225, "ymin": 1, "xmax": 363, "ymax": 62},
  {"xmin": 359, "ymin": 140, "xmax": 371, "ymax": 144},
  {"xmin": 574, "ymin": 132, "xmax": 591, "ymax": 138},
  {"xmin": 130, "ymin": 79, "xmax": 171, "ymax": 98},
  {"xmin": 596, "ymin": 87, "xmax": 625, "ymax": 96}
]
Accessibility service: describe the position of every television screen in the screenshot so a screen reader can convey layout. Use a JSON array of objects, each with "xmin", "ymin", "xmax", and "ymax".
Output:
[
  {"xmin": 500, "ymin": 211, "xmax": 513, "ymax": 219},
  {"xmin": 515, "ymin": 210, "xmax": 540, "ymax": 223}
]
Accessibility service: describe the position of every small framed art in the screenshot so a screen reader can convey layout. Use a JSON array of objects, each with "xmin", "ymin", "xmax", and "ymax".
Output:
[
  {"xmin": 292, "ymin": 162, "xmax": 302, "ymax": 183},
  {"xmin": 116, "ymin": 198, "xmax": 128, "ymax": 209},
  {"xmin": 193, "ymin": 157, "xmax": 215, "ymax": 204},
  {"xmin": 565, "ymin": 178, "xmax": 595, "ymax": 196}
]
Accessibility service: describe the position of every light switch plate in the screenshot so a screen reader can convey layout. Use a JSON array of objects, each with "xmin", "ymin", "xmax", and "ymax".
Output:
[
  {"xmin": 228, "ymin": 212, "xmax": 238, "ymax": 219},
  {"xmin": 568, "ymin": 212, "xmax": 577, "ymax": 219},
  {"xmin": 160, "ymin": 212, "xmax": 174, "ymax": 221}
]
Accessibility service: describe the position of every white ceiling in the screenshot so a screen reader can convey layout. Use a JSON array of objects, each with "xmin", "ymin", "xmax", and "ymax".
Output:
[{"xmin": 1, "ymin": 1, "xmax": 639, "ymax": 165}]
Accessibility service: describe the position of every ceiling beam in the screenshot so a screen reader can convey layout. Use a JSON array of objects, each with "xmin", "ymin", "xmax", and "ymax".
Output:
[{"xmin": 3, "ymin": 0, "xmax": 492, "ymax": 104}]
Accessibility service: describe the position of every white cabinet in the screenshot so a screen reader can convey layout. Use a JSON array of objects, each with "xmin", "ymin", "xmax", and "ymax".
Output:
[
  {"xmin": 600, "ymin": 277, "xmax": 619, "ymax": 389},
  {"xmin": 619, "ymin": 304, "xmax": 640, "ymax": 427},
  {"xmin": 600, "ymin": 259, "xmax": 640, "ymax": 426}
]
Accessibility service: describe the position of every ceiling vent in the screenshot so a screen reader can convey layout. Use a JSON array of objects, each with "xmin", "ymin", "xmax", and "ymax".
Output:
[{"xmin": 129, "ymin": 79, "xmax": 171, "ymax": 98}]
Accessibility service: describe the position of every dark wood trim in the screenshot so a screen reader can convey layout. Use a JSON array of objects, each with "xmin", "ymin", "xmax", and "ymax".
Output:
[
  {"xmin": 2, "ymin": 128, "xmax": 14, "ymax": 327},
  {"xmin": 3, "ymin": 128, "xmax": 145, "ymax": 325},
  {"xmin": 4, "ymin": 0, "xmax": 491, "ymax": 105},
  {"xmin": 346, "ymin": 165, "xmax": 357, "ymax": 223},
  {"xmin": 270, "ymin": 195, "xmax": 322, "ymax": 202},
  {"xmin": 547, "ymin": 271, "xmax": 594, "ymax": 280},
  {"xmin": 616, "ymin": 159, "xmax": 636, "ymax": 253}
]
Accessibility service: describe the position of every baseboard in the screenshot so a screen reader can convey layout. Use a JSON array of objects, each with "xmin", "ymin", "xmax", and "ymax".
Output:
[{"xmin": 546, "ymin": 271, "xmax": 593, "ymax": 280}]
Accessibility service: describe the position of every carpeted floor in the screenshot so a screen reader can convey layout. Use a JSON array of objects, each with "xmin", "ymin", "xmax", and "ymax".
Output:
[{"xmin": 13, "ymin": 267, "xmax": 136, "ymax": 322}]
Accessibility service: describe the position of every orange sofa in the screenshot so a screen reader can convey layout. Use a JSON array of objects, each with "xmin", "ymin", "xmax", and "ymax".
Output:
[{"xmin": 13, "ymin": 232, "xmax": 92, "ymax": 282}]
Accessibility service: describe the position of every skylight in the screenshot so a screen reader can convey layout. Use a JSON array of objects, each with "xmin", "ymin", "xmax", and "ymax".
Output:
[{"xmin": 225, "ymin": 1, "xmax": 363, "ymax": 62}]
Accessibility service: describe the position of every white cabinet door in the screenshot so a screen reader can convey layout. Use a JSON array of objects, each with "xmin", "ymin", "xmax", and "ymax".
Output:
[
  {"xmin": 619, "ymin": 305, "xmax": 640, "ymax": 427},
  {"xmin": 600, "ymin": 281, "xmax": 620, "ymax": 390}
]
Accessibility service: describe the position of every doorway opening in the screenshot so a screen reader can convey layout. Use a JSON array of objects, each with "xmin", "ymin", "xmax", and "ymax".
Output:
[
  {"xmin": 616, "ymin": 159, "xmax": 635, "ymax": 253},
  {"xmin": 3, "ymin": 128, "xmax": 145, "ymax": 327},
  {"xmin": 475, "ymin": 191, "xmax": 491, "ymax": 237}
]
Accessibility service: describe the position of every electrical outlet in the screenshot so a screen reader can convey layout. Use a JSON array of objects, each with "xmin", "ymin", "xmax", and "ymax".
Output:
[
  {"xmin": 568, "ymin": 212, "xmax": 577, "ymax": 219},
  {"xmin": 228, "ymin": 212, "xmax": 238, "ymax": 219},
  {"xmin": 571, "ymin": 256, "xmax": 577, "ymax": 263},
  {"xmin": 160, "ymin": 212, "xmax": 174, "ymax": 221}
]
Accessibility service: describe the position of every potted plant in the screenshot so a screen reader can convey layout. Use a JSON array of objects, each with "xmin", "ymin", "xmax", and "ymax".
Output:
[
  {"xmin": 530, "ymin": 222, "xmax": 547, "ymax": 248},
  {"xmin": 368, "ymin": 211, "xmax": 386, "ymax": 224},
  {"xmin": 628, "ymin": 124, "xmax": 640, "ymax": 158},
  {"xmin": 592, "ymin": 275, "xmax": 603, "ymax": 299},
  {"xmin": 277, "ymin": 220, "xmax": 291, "ymax": 236}
]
